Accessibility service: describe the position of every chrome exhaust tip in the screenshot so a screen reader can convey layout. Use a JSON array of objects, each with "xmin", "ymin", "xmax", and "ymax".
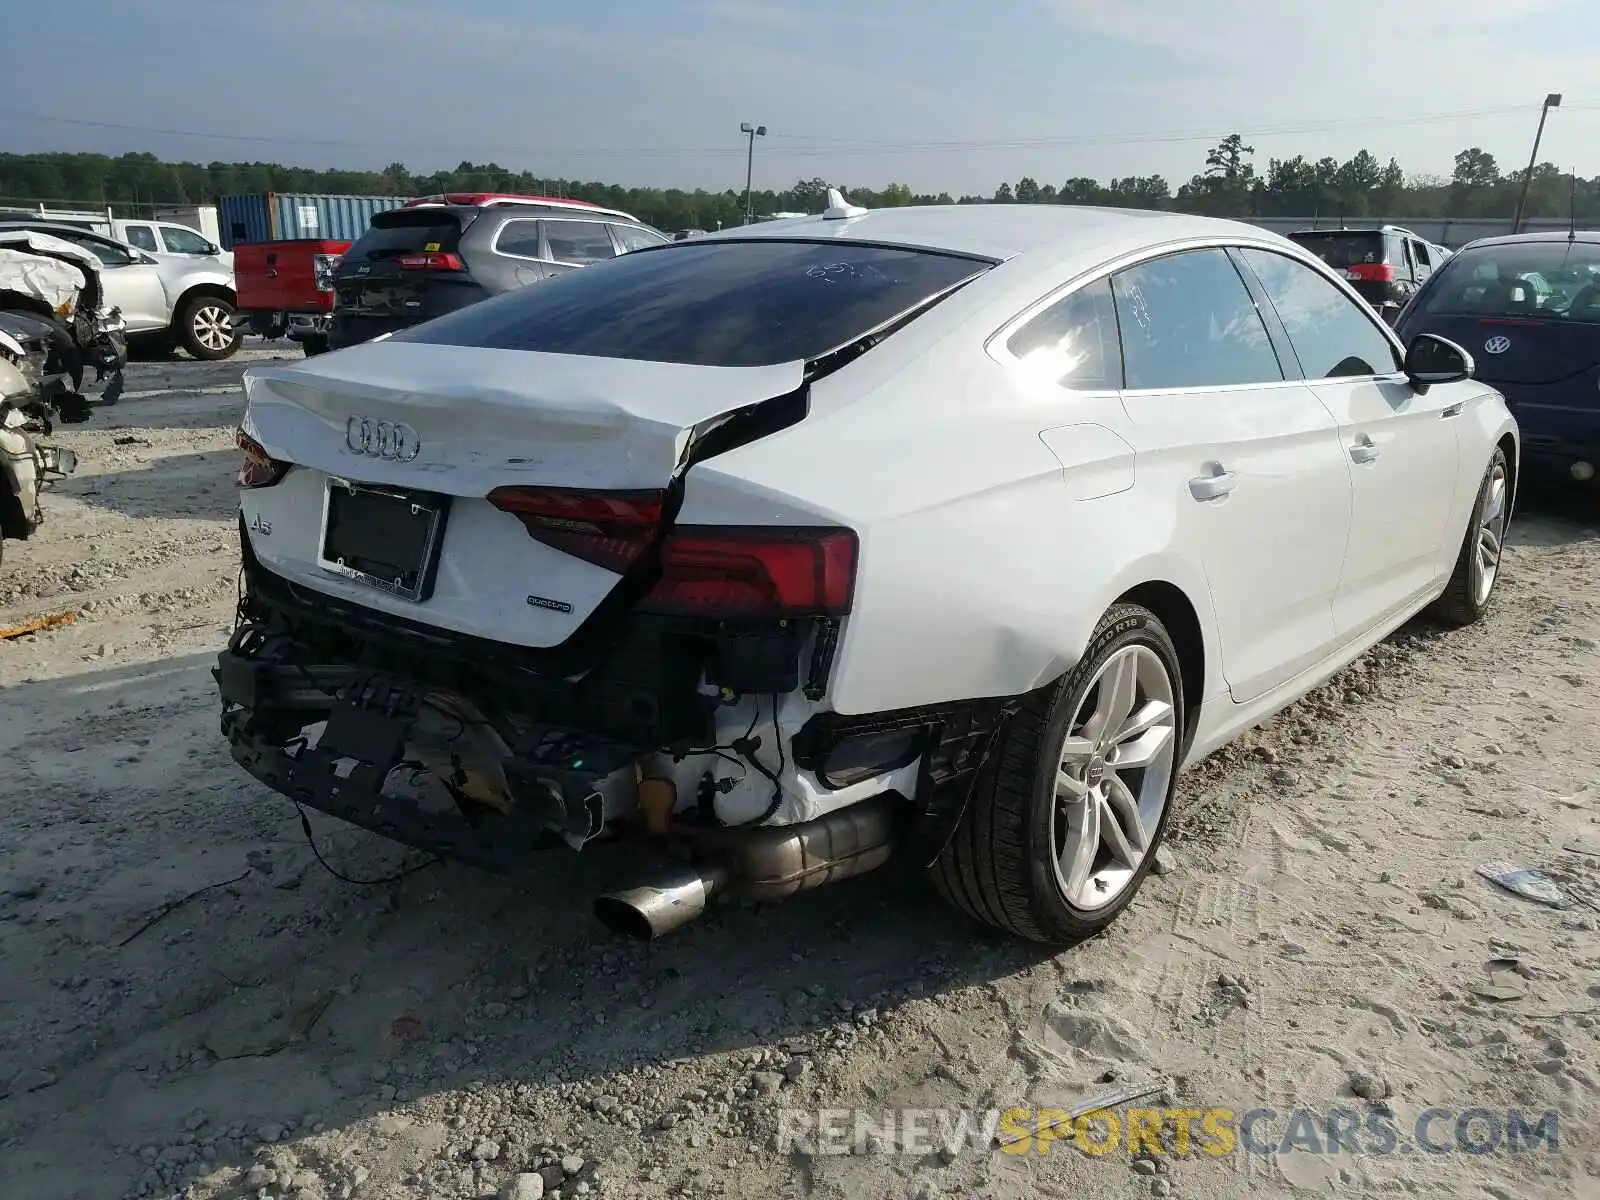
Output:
[{"xmin": 593, "ymin": 865, "xmax": 726, "ymax": 940}]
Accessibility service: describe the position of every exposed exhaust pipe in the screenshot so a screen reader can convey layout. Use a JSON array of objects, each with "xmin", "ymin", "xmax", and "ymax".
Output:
[
  {"xmin": 593, "ymin": 864, "xmax": 728, "ymax": 940},
  {"xmin": 593, "ymin": 795, "xmax": 898, "ymax": 940}
]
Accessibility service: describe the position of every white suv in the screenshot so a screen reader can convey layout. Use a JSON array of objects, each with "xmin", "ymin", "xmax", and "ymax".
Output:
[{"xmin": 0, "ymin": 221, "xmax": 240, "ymax": 360}]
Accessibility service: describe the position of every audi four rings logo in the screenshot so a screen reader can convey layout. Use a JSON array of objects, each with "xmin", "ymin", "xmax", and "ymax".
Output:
[
  {"xmin": 1483, "ymin": 336, "xmax": 1512, "ymax": 355},
  {"xmin": 345, "ymin": 416, "xmax": 421, "ymax": 461}
]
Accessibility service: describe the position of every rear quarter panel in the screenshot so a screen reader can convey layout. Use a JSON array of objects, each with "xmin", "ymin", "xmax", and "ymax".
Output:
[{"xmin": 677, "ymin": 323, "xmax": 1221, "ymax": 717}]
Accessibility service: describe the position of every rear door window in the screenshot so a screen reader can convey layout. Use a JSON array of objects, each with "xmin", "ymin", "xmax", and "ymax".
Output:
[
  {"xmin": 344, "ymin": 211, "xmax": 464, "ymax": 264},
  {"xmin": 122, "ymin": 225, "xmax": 158, "ymax": 252},
  {"xmin": 1111, "ymin": 248, "xmax": 1284, "ymax": 389},
  {"xmin": 393, "ymin": 239, "xmax": 993, "ymax": 366},
  {"xmin": 494, "ymin": 218, "xmax": 544, "ymax": 260},
  {"xmin": 544, "ymin": 220, "xmax": 618, "ymax": 265},
  {"xmin": 1390, "ymin": 236, "xmax": 1414, "ymax": 281},
  {"xmin": 48, "ymin": 229, "xmax": 138, "ymax": 267}
]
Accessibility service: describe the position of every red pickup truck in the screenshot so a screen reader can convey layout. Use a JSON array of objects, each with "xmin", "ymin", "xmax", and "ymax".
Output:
[{"xmin": 233, "ymin": 240, "xmax": 348, "ymax": 356}]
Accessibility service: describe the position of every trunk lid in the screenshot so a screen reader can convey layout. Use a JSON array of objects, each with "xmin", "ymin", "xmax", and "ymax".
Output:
[
  {"xmin": 238, "ymin": 342, "xmax": 806, "ymax": 648},
  {"xmin": 243, "ymin": 340, "xmax": 804, "ymax": 492},
  {"xmin": 1411, "ymin": 314, "xmax": 1600, "ymax": 386}
]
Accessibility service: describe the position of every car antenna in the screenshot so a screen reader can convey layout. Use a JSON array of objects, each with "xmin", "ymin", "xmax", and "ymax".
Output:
[
  {"xmin": 823, "ymin": 187, "xmax": 868, "ymax": 220},
  {"xmin": 1570, "ymin": 169, "xmax": 1578, "ymax": 241}
]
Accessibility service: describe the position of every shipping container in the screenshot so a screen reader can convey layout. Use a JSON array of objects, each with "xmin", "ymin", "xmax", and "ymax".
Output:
[{"xmin": 217, "ymin": 193, "xmax": 408, "ymax": 248}]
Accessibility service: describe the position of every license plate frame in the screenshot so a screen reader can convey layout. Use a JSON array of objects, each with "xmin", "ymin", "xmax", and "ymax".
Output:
[{"xmin": 316, "ymin": 477, "xmax": 449, "ymax": 603}]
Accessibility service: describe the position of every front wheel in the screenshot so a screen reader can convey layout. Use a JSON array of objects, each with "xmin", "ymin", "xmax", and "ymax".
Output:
[
  {"xmin": 932, "ymin": 602, "xmax": 1185, "ymax": 944},
  {"xmin": 299, "ymin": 335, "xmax": 330, "ymax": 357},
  {"xmin": 1431, "ymin": 446, "xmax": 1509, "ymax": 627},
  {"xmin": 175, "ymin": 295, "xmax": 242, "ymax": 361}
]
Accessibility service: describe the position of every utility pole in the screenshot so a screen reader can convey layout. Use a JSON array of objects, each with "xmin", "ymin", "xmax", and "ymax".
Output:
[
  {"xmin": 1512, "ymin": 93, "xmax": 1562, "ymax": 234},
  {"xmin": 740, "ymin": 122, "xmax": 766, "ymax": 225}
]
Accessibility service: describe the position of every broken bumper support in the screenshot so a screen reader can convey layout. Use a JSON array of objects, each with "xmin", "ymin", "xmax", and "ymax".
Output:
[{"xmin": 215, "ymin": 649, "xmax": 646, "ymax": 870}]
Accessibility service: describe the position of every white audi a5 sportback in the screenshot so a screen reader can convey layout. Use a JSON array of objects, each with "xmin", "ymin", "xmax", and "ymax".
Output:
[{"xmin": 220, "ymin": 194, "xmax": 1516, "ymax": 945}]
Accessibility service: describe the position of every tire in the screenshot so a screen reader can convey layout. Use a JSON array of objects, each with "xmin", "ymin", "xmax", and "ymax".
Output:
[
  {"xmin": 932, "ymin": 603, "xmax": 1186, "ymax": 944},
  {"xmin": 300, "ymin": 335, "xmax": 330, "ymax": 357},
  {"xmin": 174, "ymin": 294, "xmax": 242, "ymax": 361},
  {"xmin": 1431, "ymin": 446, "xmax": 1509, "ymax": 628}
]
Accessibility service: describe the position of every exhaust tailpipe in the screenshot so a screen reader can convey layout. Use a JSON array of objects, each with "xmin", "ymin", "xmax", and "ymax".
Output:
[
  {"xmin": 593, "ymin": 864, "xmax": 727, "ymax": 940},
  {"xmin": 593, "ymin": 796, "xmax": 898, "ymax": 939}
]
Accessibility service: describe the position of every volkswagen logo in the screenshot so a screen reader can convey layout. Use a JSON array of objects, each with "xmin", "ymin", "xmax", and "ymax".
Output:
[
  {"xmin": 1483, "ymin": 335, "xmax": 1512, "ymax": 355},
  {"xmin": 345, "ymin": 416, "xmax": 421, "ymax": 461}
]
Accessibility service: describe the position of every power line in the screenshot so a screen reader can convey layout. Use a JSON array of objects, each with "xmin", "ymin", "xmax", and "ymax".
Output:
[{"xmin": 3, "ymin": 101, "xmax": 1598, "ymax": 162}]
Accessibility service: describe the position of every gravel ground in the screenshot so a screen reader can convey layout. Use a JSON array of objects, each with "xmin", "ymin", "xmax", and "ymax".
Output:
[{"xmin": 1, "ymin": 346, "xmax": 1597, "ymax": 1200}]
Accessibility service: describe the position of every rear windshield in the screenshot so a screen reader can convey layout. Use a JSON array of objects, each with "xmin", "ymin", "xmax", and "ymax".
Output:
[
  {"xmin": 1419, "ymin": 240, "xmax": 1600, "ymax": 322},
  {"xmin": 1288, "ymin": 231, "xmax": 1388, "ymax": 269},
  {"xmin": 344, "ymin": 210, "xmax": 465, "ymax": 263},
  {"xmin": 391, "ymin": 239, "xmax": 993, "ymax": 366}
]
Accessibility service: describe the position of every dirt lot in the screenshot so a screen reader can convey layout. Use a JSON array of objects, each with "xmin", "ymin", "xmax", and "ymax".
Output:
[{"xmin": 1, "ymin": 348, "xmax": 1597, "ymax": 1200}]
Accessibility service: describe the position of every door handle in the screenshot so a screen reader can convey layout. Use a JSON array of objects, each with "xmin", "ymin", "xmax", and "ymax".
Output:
[
  {"xmin": 1441, "ymin": 403, "xmax": 1464, "ymax": 419},
  {"xmin": 1350, "ymin": 436, "xmax": 1380, "ymax": 465},
  {"xmin": 1188, "ymin": 469, "xmax": 1237, "ymax": 501}
]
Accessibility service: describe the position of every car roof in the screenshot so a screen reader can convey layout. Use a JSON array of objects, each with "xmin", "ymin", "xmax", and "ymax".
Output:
[
  {"xmin": 1455, "ymin": 230, "xmax": 1600, "ymax": 251},
  {"xmin": 692, "ymin": 203, "xmax": 1269, "ymax": 263},
  {"xmin": 401, "ymin": 195, "xmax": 642, "ymax": 223}
]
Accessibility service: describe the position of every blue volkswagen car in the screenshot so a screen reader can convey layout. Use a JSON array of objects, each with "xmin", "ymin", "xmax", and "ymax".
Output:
[{"xmin": 1396, "ymin": 231, "xmax": 1600, "ymax": 486}]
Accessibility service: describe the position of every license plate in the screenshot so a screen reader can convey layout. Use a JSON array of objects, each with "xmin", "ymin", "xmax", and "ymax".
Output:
[
  {"xmin": 316, "ymin": 478, "xmax": 448, "ymax": 602},
  {"xmin": 37, "ymin": 446, "xmax": 77, "ymax": 475}
]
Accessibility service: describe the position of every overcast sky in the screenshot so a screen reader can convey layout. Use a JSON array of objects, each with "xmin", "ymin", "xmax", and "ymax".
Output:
[{"xmin": 10, "ymin": 0, "xmax": 1600, "ymax": 195}]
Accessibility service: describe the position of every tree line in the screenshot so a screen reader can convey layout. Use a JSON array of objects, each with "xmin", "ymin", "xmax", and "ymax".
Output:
[{"xmin": 1, "ymin": 135, "xmax": 1593, "ymax": 234}]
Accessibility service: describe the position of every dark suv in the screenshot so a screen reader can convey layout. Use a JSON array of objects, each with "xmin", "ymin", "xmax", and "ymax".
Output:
[
  {"xmin": 1286, "ymin": 226, "xmax": 1448, "ymax": 321},
  {"xmin": 327, "ymin": 194, "xmax": 670, "ymax": 350}
]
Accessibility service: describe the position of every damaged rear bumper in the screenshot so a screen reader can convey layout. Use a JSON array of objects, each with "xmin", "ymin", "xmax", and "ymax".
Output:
[{"xmin": 216, "ymin": 652, "xmax": 645, "ymax": 870}]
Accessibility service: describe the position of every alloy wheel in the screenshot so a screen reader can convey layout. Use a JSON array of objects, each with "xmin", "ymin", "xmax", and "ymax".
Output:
[
  {"xmin": 1050, "ymin": 644, "xmax": 1178, "ymax": 911},
  {"xmin": 1472, "ymin": 460, "xmax": 1508, "ymax": 606},
  {"xmin": 192, "ymin": 304, "xmax": 235, "ymax": 353}
]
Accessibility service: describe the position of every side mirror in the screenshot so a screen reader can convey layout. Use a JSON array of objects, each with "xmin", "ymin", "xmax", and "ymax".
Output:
[{"xmin": 1405, "ymin": 333, "xmax": 1473, "ymax": 394}]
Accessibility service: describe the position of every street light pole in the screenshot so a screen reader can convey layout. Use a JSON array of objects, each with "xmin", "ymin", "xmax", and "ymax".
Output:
[
  {"xmin": 1512, "ymin": 93, "xmax": 1562, "ymax": 234},
  {"xmin": 740, "ymin": 122, "xmax": 766, "ymax": 225}
]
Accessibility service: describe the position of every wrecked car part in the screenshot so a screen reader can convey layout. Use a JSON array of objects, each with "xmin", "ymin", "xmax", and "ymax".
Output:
[
  {"xmin": 0, "ymin": 230, "xmax": 128, "ymax": 403},
  {"xmin": 790, "ymin": 700, "xmax": 1023, "ymax": 867},
  {"xmin": 592, "ymin": 793, "xmax": 898, "ymax": 939}
]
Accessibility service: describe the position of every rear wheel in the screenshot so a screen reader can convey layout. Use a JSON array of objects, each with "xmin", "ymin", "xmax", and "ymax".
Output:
[
  {"xmin": 175, "ymin": 294, "xmax": 241, "ymax": 361},
  {"xmin": 932, "ymin": 603, "xmax": 1184, "ymax": 944},
  {"xmin": 1431, "ymin": 447, "xmax": 1509, "ymax": 627}
]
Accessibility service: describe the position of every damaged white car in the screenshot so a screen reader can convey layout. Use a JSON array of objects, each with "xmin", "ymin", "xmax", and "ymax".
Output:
[
  {"xmin": 218, "ymin": 195, "xmax": 1516, "ymax": 944},
  {"xmin": 0, "ymin": 231, "xmax": 127, "ymax": 567}
]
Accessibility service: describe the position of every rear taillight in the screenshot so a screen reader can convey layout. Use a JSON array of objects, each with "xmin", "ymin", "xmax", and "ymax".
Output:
[
  {"xmin": 644, "ymin": 527, "xmax": 857, "ymax": 617},
  {"xmin": 487, "ymin": 487, "xmax": 664, "ymax": 572},
  {"xmin": 1346, "ymin": 262, "xmax": 1397, "ymax": 283},
  {"xmin": 397, "ymin": 252, "xmax": 464, "ymax": 271},
  {"xmin": 487, "ymin": 487, "xmax": 858, "ymax": 617},
  {"xmin": 312, "ymin": 252, "xmax": 342, "ymax": 291},
  {"xmin": 236, "ymin": 429, "xmax": 289, "ymax": 489}
]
